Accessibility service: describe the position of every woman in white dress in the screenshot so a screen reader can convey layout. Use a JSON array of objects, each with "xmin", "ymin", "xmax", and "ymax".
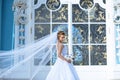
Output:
[{"xmin": 46, "ymin": 31, "xmax": 80, "ymax": 80}]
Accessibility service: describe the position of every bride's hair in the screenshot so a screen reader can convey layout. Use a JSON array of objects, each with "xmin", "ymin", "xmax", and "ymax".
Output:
[{"xmin": 57, "ymin": 31, "xmax": 65, "ymax": 40}]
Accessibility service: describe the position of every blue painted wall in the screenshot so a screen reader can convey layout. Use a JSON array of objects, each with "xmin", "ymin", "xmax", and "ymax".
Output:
[
  {"xmin": 1, "ymin": 0, "xmax": 14, "ymax": 50},
  {"xmin": 0, "ymin": 0, "xmax": 2, "ymax": 49}
]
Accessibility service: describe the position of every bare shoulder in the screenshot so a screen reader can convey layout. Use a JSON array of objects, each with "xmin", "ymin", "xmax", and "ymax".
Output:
[{"xmin": 57, "ymin": 42, "xmax": 63, "ymax": 48}]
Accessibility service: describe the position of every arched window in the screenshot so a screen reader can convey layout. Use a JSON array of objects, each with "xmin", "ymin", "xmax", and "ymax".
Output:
[{"xmin": 33, "ymin": 0, "xmax": 107, "ymax": 66}]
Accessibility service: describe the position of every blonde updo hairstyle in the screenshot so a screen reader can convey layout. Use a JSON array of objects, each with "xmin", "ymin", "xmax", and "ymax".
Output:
[{"xmin": 57, "ymin": 31, "xmax": 65, "ymax": 40}]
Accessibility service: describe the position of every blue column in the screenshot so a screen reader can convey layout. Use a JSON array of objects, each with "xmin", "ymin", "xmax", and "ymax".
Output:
[
  {"xmin": 1, "ymin": 0, "xmax": 14, "ymax": 50},
  {"xmin": 0, "ymin": 0, "xmax": 2, "ymax": 50},
  {"xmin": 0, "ymin": 0, "xmax": 14, "ymax": 68}
]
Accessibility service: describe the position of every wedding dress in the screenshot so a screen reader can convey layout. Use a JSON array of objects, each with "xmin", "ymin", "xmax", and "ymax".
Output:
[{"xmin": 46, "ymin": 45, "xmax": 80, "ymax": 80}]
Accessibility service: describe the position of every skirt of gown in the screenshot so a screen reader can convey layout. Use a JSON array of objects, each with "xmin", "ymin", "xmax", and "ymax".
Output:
[{"xmin": 46, "ymin": 58, "xmax": 80, "ymax": 80}]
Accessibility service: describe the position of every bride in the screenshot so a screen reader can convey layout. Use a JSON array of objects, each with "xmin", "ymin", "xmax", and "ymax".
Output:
[{"xmin": 46, "ymin": 31, "xmax": 80, "ymax": 80}]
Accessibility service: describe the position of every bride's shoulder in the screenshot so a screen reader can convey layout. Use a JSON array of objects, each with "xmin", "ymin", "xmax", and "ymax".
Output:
[{"xmin": 57, "ymin": 42, "xmax": 63, "ymax": 47}]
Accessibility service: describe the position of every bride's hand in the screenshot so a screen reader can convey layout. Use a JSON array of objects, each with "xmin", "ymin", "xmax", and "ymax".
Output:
[{"xmin": 66, "ymin": 59, "xmax": 71, "ymax": 63}]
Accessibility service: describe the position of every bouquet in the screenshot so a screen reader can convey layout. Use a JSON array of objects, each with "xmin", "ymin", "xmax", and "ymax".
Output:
[{"xmin": 64, "ymin": 54, "xmax": 74, "ymax": 62}]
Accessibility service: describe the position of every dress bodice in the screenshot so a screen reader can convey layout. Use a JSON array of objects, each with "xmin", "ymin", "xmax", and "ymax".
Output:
[{"xmin": 61, "ymin": 45, "xmax": 68, "ymax": 56}]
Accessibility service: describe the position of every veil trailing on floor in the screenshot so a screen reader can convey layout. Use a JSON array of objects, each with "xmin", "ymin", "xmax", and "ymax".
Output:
[{"xmin": 0, "ymin": 31, "xmax": 58, "ymax": 79}]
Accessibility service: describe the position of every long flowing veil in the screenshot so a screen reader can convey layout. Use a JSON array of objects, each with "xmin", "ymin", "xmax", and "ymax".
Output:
[{"xmin": 0, "ymin": 31, "xmax": 58, "ymax": 79}]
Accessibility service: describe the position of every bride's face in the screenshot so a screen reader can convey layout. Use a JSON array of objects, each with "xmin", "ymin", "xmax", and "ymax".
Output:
[{"xmin": 59, "ymin": 35, "xmax": 65, "ymax": 42}]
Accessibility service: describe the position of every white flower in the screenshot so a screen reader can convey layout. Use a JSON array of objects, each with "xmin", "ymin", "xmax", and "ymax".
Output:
[{"xmin": 65, "ymin": 54, "xmax": 74, "ymax": 61}]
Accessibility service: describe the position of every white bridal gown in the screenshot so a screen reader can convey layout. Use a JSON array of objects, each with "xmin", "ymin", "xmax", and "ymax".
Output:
[{"xmin": 46, "ymin": 45, "xmax": 80, "ymax": 80}]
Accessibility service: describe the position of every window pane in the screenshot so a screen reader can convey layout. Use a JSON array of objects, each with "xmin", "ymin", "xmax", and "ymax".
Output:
[
  {"xmin": 72, "ymin": 4, "xmax": 88, "ymax": 22},
  {"xmin": 51, "ymin": 45, "xmax": 57, "ymax": 65},
  {"xmin": 90, "ymin": 3, "xmax": 106, "ymax": 22},
  {"xmin": 52, "ymin": 4, "xmax": 68, "ymax": 22},
  {"xmin": 35, "ymin": 4, "xmax": 50, "ymax": 23},
  {"xmin": 90, "ymin": 45, "xmax": 107, "ymax": 65},
  {"xmin": 72, "ymin": 24, "xmax": 88, "ymax": 44},
  {"xmin": 116, "ymin": 49, "xmax": 120, "ymax": 64},
  {"xmin": 34, "ymin": 24, "xmax": 50, "ymax": 40},
  {"xmin": 73, "ymin": 45, "xmax": 89, "ymax": 65},
  {"xmin": 115, "ymin": 24, "xmax": 120, "ymax": 64},
  {"xmin": 90, "ymin": 24, "xmax": 106, "ymax": 43}
]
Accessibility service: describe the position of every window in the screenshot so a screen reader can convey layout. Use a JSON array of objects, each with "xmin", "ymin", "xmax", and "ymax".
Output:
[
  {"xmin": 114, "ymin": 0, "xmax": 120, "ymax": 64},
  {"xmin": 72, "ymin": 2, "xmax": 106, "ymax": 65},
  {"xmin": 33, "ymin": 0, "xmax": 107, "ymax": 66}
]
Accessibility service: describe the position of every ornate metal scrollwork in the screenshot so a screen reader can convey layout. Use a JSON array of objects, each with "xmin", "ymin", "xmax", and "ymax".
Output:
[
  {"xmin": 13, "ymin": 0, "xmax": 27, "ymax": 12},
  {"xmin": 114, "ymin": 3, "xmax": 120, "ymax": 23},
  {"xmin": 79, "ymin": 0, "xmax": 94, "ymax": 10},
  {"xmin": 13, "ymin": 0, "xmax": 28, "ymax": 46},
  {"xmin": 46, "ymin": 0, "xmax": 61, "ymax": 10},
  {"xmin": 16, "ymin": 14, "xmax": 28, "ymax": 25},
  {"xmin": 13, "ymin": 0, "xmax": 28, "ymax": 25}
]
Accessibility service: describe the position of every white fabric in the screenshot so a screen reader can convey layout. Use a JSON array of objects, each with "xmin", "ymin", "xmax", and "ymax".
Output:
[
  {"xmin": 0, "ymin": 31, "xmax": 58, "ymax": 78},
  {"xmin": 46, "ymin": 45, "xmax": 80, "ymax": 80}
]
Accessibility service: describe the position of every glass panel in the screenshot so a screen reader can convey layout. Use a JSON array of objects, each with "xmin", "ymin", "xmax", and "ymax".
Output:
[
  {"xmin": 52, "ymin": 4, "xmax": 68, "ymax": 22},
  {"xmin": 51, "ymin": 45, "xmax": 57, "ymax": 65},
  {"xmin": 72, "ymin": 2, "xmax": 106, "ymax": 66},
  {"xmin": 79, "ymin": 0, "xmax": 94, "ymax": 10},
  {"xmin": 73, "ymin": 45, "xmax": 89, "ymax": 65},
  {"xmin": 90, "ymin": 3, "xmax": 106, "ymax": 22},
  {"xmin": 115, "ymin": 24, "xmax": 120, "ymax": 64},
  {"xmin": 116, "ymin": 49, "xmax": 120, "ymax": 64},
  {"xmin": 90, "ymin": 45, "xmax": 107, "ymax": 65},
  {"xmin": 52, "ymin": 24, "xmax": 68, "ymax": 43},
  {"xmin": 114, "ymin": 1, "xmax": 120, "ymax": 64},
  {"xmin": 90, "ymin": 24, "xmax": 106, "ymax": 43},
  {"xmin": 35, "ymin": 4, "xmax": 50, "ymax": 23},
  {"xmin": 72, "ymin": 24, "xmax": 88, "ymax": 44},
  {"xmin": 72, "ymin": 4, "xmax": 88, "ymax": 22},
  {"xmin": 33, "ymin": 2, "xmax": 107, "ymax": 66},
  {"xmin": 46, "ymin": 0, "xmax": 61, "ymax": 10},
  {"xmin": 34, "ymin": 24, "xmax": 50, "ymax": 40}
]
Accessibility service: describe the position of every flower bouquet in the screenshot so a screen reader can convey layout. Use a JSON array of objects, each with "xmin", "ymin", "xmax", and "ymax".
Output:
[{"xmin": 64, "ymin": 54, "xmax": 74, "ymax": 62}]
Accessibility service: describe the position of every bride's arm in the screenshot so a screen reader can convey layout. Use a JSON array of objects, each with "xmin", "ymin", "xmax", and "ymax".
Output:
[{"xmin": 57, "ymin": 44, "xmax": 71, "ymax": 63}]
